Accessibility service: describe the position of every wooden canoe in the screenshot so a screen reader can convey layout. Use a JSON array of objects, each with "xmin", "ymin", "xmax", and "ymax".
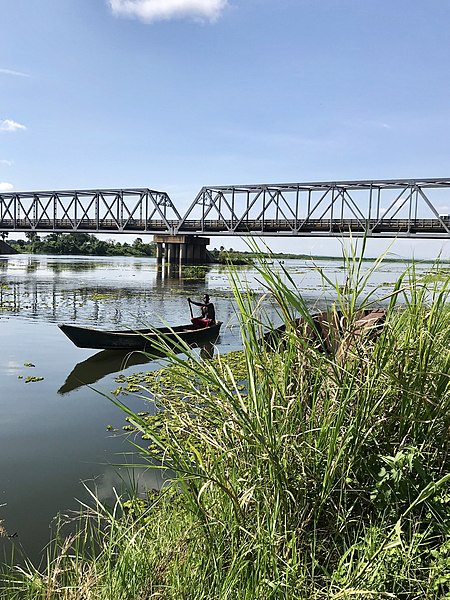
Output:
[
  {"xmin": 58, "ymin": 321, "xmax": 222, "ymax": 351},
  {"xmin": 263, "ymin": 309, "xmax": 386, "ymax": 353}
]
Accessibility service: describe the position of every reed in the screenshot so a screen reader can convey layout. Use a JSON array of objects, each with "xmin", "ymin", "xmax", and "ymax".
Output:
[{"xmin": 3, "ymin": 249, "xmax": 450, "ymax": 599}]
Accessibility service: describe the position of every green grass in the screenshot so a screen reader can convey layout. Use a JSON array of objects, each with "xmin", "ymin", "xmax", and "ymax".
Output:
[{"xmin": 2, "ymin": 247, "xmax": 450, "ymax": 599}]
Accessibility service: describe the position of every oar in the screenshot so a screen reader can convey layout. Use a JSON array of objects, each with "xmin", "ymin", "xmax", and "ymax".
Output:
[{"xmin": 188, "ymin": 298, "xmax": 194, "ymax": 319}]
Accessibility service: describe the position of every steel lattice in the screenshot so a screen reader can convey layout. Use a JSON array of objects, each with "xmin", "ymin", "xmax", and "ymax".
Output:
[{"xmin": 1, "ymin": 180, "xmax": 449, "ymax": 238}]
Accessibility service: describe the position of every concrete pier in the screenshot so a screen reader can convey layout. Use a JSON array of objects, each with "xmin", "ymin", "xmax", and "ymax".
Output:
[{"xmin": 153, "ymin": 235, "xmax": 211, "ymax": 265}]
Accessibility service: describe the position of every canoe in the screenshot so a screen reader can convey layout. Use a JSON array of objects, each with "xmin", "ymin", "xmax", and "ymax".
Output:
[
  {"xmin": 58, "ymin": 321, "xmax": 222, "ymax": 351},
  {"xmin": 263, "ymin": 309, "xmax": 386, "ymax": 353}
]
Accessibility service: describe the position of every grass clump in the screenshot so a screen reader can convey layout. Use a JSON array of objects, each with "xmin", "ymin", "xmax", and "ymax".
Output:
[{"xmin": 3, "ymin": 249, "xmax": 450, "ymax": 599}]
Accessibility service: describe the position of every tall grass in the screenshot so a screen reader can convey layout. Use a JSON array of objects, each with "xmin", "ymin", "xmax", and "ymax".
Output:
[{"xmin": 3, "ymin": 251, "xmax": 450, "ymax": 599}]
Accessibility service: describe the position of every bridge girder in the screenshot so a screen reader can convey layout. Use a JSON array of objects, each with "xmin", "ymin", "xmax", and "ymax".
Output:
[
  {"xmin": 0, "ymin": 179, "xmax": 449, "ymax": 239},
  {"xmin": 0, "ymin": 188, "xmax": 181, "ymax": 235},
  {"xmin": 177, "ymin": 178, "xmax": 450, "ymax": 238}
]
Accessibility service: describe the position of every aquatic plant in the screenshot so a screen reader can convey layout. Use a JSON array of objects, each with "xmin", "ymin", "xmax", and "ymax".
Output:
[
  {"xmin": 24, "ymin": 376, "xmax": 44, "ymax": 384},
  {"xmin": 181, "ymin": 265, "xmax": 209, "ymax": 280}
]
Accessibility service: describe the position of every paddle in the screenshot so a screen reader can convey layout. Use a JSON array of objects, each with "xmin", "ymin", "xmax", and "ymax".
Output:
[{"xmin": 188, "ymin": 298, "xmax": 194, "ymax": 319}]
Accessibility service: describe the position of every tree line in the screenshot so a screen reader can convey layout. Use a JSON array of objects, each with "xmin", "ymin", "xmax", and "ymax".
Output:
[
  {"xmin": 4, "ymin": 234, "xmax": 259, "ymax": 263},
  {"xmin": 7, "ymin": 232, "xmax": 157, "ymax": 257}
]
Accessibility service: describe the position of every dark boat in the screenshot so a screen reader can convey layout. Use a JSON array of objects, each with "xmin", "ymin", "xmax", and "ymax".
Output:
[
  {"xmin": 263, "ymin": 309, "xmax": 386, "ymax": 353},
  {"xmin": 58, "ymin": 321, "xmax": 222, "ymax": 351}
]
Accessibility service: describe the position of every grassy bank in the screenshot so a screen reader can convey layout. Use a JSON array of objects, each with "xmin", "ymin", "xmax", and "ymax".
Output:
[{"xmin": 3, "ymin": 250, "xmax": 450, "ymax": 599}]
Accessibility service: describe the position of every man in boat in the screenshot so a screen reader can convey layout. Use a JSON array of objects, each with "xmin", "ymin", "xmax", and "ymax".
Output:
[{"xmin": 188, "ymin": 294, "xmax": 216, "ymax": 328}]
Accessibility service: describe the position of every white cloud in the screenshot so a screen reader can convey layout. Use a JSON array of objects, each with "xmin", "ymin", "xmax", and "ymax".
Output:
[
  {"xmin": 0, "ymin": 119, "xmax": 27, "ymax": 132},
  {"xmin": 108, "ymin": 0, "xmax": 227, "ymax": 23},
  {"xmin": 0, "ymin": 68, "xmax": 30, "ymax": 78},
  {"xmin": 0, "ymin": 182, "xmax": 14, "ymax": 191},
  {"xmin": 0, "ymin": 159, "xmax": 13, "ymax": 166}
]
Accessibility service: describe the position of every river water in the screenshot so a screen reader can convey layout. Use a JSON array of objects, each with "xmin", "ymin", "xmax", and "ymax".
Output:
[{"xmin": 0, "ymin": 253, "xmax": 433, "ymax": 564}]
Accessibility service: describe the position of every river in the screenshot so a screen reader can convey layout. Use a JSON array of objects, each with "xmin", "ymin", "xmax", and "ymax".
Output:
[{"xmin": 0, "ymin": 253, "xmax": 432, "ymax": 564}]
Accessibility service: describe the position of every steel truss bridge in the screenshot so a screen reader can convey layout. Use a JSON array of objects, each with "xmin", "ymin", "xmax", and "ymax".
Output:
[{"xmin": 0, "ymin": 178, "xmax": 449, "ymax": 239}]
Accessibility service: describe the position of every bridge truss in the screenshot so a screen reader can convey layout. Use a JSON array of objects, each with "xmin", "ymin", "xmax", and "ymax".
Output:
[
  {"xmin": 177, "ymin": 178, "xmax": 450, "ymax": 238},
  {"xmin": 0, "ymin": 188, "xmax": 181, "ymax": 234},
  {"xmin": 0, "ymin": 179, "xmax": 449, "ymax": 238}
]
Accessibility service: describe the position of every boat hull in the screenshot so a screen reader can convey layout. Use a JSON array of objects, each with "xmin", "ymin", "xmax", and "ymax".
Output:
[
  {"xmin": 263, "ymin": 309, "xmax": 386, "ymax": 352},
  {"xmin": 58, "ymin": 321, "xmax": 222, "ymax": 351}
]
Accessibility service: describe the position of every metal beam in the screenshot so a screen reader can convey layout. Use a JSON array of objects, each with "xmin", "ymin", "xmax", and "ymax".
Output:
[{"xmin": 0, "ymin": 180, "xmax": 449, "ymax": 239}]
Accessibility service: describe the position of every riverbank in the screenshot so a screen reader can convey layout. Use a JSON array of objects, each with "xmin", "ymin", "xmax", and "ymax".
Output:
[
  {"xmin": 5, "ymin": 232, "xmax": 448, "ymax": 264},
  {"xmin": 2, "ymin": 253, "xmax": 450, "ymax": 598}
]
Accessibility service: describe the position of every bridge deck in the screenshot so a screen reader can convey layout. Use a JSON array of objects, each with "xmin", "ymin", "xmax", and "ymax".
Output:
[{"xmin": 0, "ymin": 179, "xmax": 449, "ymax": 239}]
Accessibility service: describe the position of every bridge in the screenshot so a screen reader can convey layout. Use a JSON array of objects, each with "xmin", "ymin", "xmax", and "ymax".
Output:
[{"xmin": 1, "ymin": 178, "xmax": 449, "ymax": 262}]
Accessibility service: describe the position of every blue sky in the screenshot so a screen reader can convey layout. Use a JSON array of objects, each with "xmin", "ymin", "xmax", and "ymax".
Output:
[{"xmin": 1, "ymin": 0, "xmax": 450, "ymax": 258}]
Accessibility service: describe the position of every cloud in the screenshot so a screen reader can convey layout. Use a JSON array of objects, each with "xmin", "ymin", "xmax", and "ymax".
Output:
[
  {"xmin": 0, "ymin": 119, "xmax": 27, "ymax": 132},
  {"xmin": 108, "ymin": 0, "xmax": 227, "ymax": 23},
  {"xmin": 0, "ymin": 182, "xmax": 14, "ymax": 192},
  {"xmin": 0, "ymin": 160, "xmax": 13, "ymax": 166},
  {"xmin": 0, "ymin": 68, "xmax": 30, "ymax": 78}
]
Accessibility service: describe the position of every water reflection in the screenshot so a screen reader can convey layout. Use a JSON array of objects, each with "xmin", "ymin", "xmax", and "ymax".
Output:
[
  {"xmin": 0, "ymin": 257, "xmax": 217, "ymax": 324},
  {"xmin": 58, "ymin": 349, "xmax": 155, "ymax": 394},
  {"xmin": 46, "ymin": 260, "xmax": 101, "ymax": 273},
  {"xmin": 0, "ymin": 280, "xmax": 193, "ymax": 324},
  {"xmin": 59, "ymin": 342, "xmax": 217, "ymax": 395},
  {"xmin": 0, "ymin": 254, "xmax": 418, "ymax": 326}
]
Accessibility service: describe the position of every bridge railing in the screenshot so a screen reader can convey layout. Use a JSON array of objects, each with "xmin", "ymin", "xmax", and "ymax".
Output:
[{"xmin": 1, "ymin": 217, "xmax": 449, "ymax": 237}]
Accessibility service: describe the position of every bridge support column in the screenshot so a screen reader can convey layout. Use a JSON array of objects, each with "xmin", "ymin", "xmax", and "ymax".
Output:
[
  {"xmin": 186, "ymin": 243, "xmax": 194, "ymax": 264},
  {"xmin": 153, "ymin": 235, "xmax": 211, "ymax": 265},
  {"xmin": 166, "ymin": 244, "xmax": 172, "ymax": 264},
  {"xmin": 193, "ymin": 244, "xmax": 201, "ymax": 263},
  {"xmin": 167, "ymin": 243, "xmax": 179, "ymax": 264},
  {"xmin": 179, "ymin": 243, "xmax": 187, "ymax": 264},
  {"xmin": 156, "ymin": 242, "xmax": 163, "ymax": 264}
]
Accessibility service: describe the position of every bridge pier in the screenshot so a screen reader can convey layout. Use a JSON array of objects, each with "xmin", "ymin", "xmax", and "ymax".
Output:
[
  {"xmin": 153, "ymin": 235, "xmax": 211, "ymax": 265},
  {"xmin": 156, "ymin": 242, "xmax": 163, "ymax": 263}
]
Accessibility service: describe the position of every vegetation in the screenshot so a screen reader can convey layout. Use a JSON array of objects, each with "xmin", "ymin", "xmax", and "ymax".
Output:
[
  {"xmin": 180, "ymin": 265, "xmax": 210, "ymax": 280},
  {"xmin": 210, "ymin": 246, "xmax": 253, "ymax": 264},
  {"xmin": 8, "ymin": 233, "xmax": 157, "ymax": 257},
  {"xmin": 2, "ymin": 246, "xmax": 450, "ymax": 598}
]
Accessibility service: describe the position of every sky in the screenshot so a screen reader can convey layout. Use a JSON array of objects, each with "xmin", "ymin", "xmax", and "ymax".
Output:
[{"xmin": 1, "ymin": 0, "xmax": 450, "ymax": 259}]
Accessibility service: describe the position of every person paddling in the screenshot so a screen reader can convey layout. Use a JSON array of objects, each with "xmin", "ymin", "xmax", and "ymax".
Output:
[{"xmin": 188, "ymin": 294, "xmax": 216, "ymax": 328}]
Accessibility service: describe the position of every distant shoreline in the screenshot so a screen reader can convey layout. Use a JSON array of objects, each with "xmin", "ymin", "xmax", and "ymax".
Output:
[
  {"xmin": 2, "ymin": 233, "xmax": 448, "ymax": 264},
  {"xmin": 234, "ymin": 251, "xmax": 447, "ymax": 264}
]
